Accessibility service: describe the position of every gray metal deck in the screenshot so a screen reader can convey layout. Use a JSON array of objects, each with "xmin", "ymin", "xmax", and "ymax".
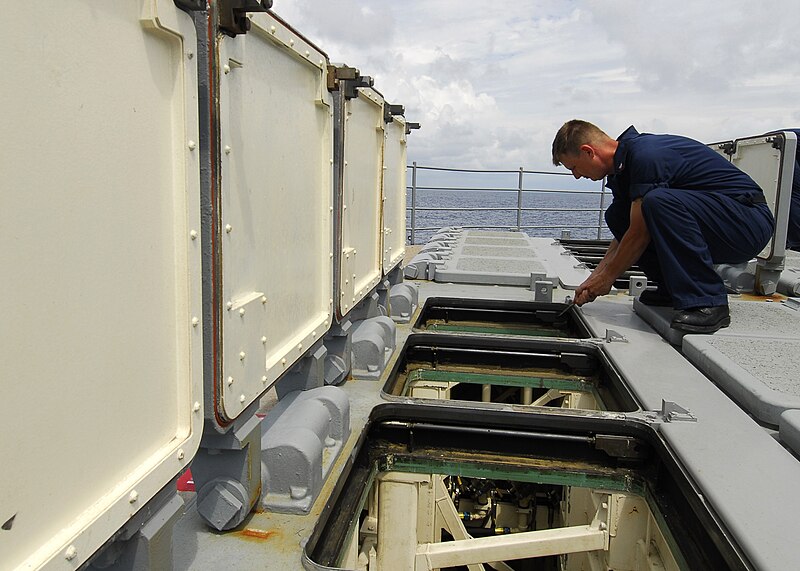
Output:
[{"xmin": 175, "ymin": 244, "xmax": 800, "ymax": 571}]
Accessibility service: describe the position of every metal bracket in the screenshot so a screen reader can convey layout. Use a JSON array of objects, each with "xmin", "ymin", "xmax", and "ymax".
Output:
[
  {"xmin": 604, "ymin": 329, "xmax": 627, "ymax": 343},
  {"xmin": 327, "ymin": 65, "xmax": 375, "ymax": 99},
  {"xmin": 534, "ymin": 281, "xmax": 553, "ymax": 303},
  {"xmin": 405, "ymin": 122, "xmax": 421, "ymax": 135},
  {"xmin": 659, "ymin": 400, "xmax": 697, "ymax": 423},
  {"xmin": 218, "ymin": 0, "xmax": 272, "ymax": 37},
  {"xmin": 628, "ymin": 275, "xmax": 647, "ymax": 297},
  {"xmin": 719, "ymin": 141, "xmax": 736, "ymax": 156},
  {"xmin": 384, "ymin": 103, "xmax": 405, "ymax": 123}
]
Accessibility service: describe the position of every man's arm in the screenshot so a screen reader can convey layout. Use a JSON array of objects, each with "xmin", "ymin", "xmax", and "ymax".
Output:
[{"xmin": 574, "ymin": 199, "xmax": 650, "ymax": 305}]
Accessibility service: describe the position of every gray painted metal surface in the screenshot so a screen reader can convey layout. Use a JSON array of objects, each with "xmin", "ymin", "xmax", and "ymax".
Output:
[
  {"xmin": 580, "ymin": 298, "xmax": 800, "ymax": 571},
  {"xmin": 261, "ymin": 387, "xmax": 351, "ymax": 514}
]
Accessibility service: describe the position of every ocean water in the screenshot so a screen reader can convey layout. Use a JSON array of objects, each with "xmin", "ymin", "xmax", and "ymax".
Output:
[{"xmin": 405, "ymin": 167, "xmax": 614, "ymax": 245}]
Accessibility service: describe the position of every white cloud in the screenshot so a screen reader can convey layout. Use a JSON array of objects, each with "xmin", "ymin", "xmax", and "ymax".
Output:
[{"xmin": 272, "ymin": 0, "xmax": 800, "ymax": 169}]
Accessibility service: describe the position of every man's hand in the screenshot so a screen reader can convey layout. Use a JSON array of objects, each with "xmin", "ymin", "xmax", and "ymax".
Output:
[{"xmin": 574, "ymin": 270, "xmax": 615, "ymax": 306}]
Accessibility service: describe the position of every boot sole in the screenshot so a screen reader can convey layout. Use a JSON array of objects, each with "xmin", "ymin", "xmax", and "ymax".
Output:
[{"xmin": 671, "ymin": 315, "xmax": 731, "ymax": 334}]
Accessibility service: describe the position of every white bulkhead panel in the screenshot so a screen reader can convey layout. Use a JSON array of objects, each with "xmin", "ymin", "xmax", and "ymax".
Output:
[
  {"xmin": 730, "ymin": 134, "xmax": 796, "ymax": 261},
  {"xmin": 217, "ymin": 13, "xmax": 333, "ymax": 420},
  {"xmin": 0, "ymin": 2, "xmax": 202, "ymax": 569},
  {"xmin": 340, "ymin": 88, "xmax": 385, "ymax": 315},
  {"xmin": 382, "ymin": 116, "xmax": 408, "ymax": 273}
]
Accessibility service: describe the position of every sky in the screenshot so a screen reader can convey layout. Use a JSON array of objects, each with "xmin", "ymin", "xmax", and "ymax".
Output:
[{"xmin": 272, "ymin": 0, "xmax": 800, "ymax": 171}]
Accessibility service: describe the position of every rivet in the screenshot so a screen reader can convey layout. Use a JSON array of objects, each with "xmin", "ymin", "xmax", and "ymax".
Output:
[
  {"xmin": 261, "ymin": 336, "xmax": 267, "ymax": 344},
  {"xmin": 193, "ymin": 402, "xmax": 201, "ymax": 412},
  {"xmin": 305, "ymin": 50, "xmax": 310, "ymax": 57},
  {"xmin": 188, "ymin": 140, "xmax": 196, "ymax": 150},
  {"xmin": 312, "ymin": 331, "xmax": 317, "ymax": 338},
  {"xmin": 129, "ymin": 491, "xmax": 139, "ymax": 503},
  {"xmin": 227, "ymin": 376, "xmax": 234, "ymax": 386},
  {"xmin": 192, "ymin": 317, "xmax": 199, "ymax": 327},
  {"xmin": 298, "ymin": 343, "xmax": 303, "ymax": 351},
  {"xmin": 319, "ymin": 60, "xmax": 324, "ymax": 66},
  {"xmin": 281, "ymin": 358, "xmax": 287, "ymax": 365},
  {"xmin": 344, "ymin": 161, "xmax": 348, "ymax": 166},
  {"xmin": 270, "ymin": 25, "xmax": 276, "ymax": 33},
  {"xmin": 239, "ymin": 308, "xmax": 245, "ymax": 316},
  {"xmin": 224, "ymin": 64, "xmax": 231, "ymax": 74},
  {"xmin": 239, "ymin": 394, "xmax": 246, "ymax": 403},
  {"xmin": 343, "ymin": 205, "xmax": 347, "ymax": 210},
  {"xmin": 329, "ymin": 298, "xmax": 333, "ymax": 304},
  {"xmin": 262, "ymin": 375, "xmax": 268, "ymax": 383},
  {"xmin": 65, "ymin": 546, "xmax": 78, "ymax": 561},
  {"xmin": 261, "ymin": 296, "xmax": 267, "ymax": 304},
  {"xmin": 226, "ymin": 301, "xmax": 233, "ymax": 310},
  {"xmin": 289, "ymin": 39, "xmax": 295, "ymax": 46},
  {"xmin": 190, "ymin": 230, "xmax": 198, "ymax": 240},
  {"xmin": 224, "ymin": 145, "xmax": 232, "ymax": 155},
  {"xmin": 177, "ymin": 449, "xmax": 185, "ymax": 460},
  {"xmin": 329, "ymin": 252, "xmax": 333, "ymax": 258},
  {"xmin": 330, "ymin": 159, "xmax": 334, "ymax": 164},
  {"xmin": 188, "ymin": 52, "xmax": 194, "ymax": 59},
  {"xmin": 239, "ymin": 351, "xmax": 246, "ymax": 360},
  {"xmin": 225, "ymin": 224, "xmax": 232, "ymax": 233},
  {"xmin": 601, "ymin": 502, "xmax": 608, "ymax": 509}
]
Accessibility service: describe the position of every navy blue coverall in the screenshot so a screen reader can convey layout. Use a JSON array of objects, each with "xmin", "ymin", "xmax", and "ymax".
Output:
[{"xmin": 604, "ymin": 126, "xmax": 774, "ymax": 309}]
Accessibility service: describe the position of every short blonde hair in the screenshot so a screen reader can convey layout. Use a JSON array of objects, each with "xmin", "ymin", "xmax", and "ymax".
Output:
[{"xmin": 551, "ymin": 120, "xmax": 609, "ymax": 166}]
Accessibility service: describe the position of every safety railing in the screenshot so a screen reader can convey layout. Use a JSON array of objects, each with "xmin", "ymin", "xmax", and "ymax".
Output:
[{"xmin": 407, "ymin": 163, "xmax": 610, "ymax": 245}]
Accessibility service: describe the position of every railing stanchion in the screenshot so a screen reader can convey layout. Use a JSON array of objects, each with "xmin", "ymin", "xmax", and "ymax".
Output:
[
  {"xmin": 410, "ymin": 161, "xmax": 418, "ymax": 245},
  {"xmin": 516, "ymin": 167, "xmax": 523, "ymax": 232},
  {"xmin": 596, "ymin": 177, "xmax": 607, "ymax": 239}
]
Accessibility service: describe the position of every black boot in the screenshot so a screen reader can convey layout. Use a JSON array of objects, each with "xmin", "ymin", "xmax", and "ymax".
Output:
[{"xmin": 671, "ymin": 305, "xmax": 730, "ymax": 334}]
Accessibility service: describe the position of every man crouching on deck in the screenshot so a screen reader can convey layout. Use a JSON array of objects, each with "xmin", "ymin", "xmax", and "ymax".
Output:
[{"xmin": 551, "ymin": 119, "xmax": 774, "ymax": 334}]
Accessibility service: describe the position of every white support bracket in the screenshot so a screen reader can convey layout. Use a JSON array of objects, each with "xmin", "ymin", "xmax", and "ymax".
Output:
[{"xmin": 414, "ymin": 525, "xmax": 608, "ymax": 570}]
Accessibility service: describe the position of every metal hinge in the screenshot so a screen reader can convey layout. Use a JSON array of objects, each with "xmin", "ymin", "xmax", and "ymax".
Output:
[
  {"xmin": 769, "ymin": 135, "xmax": 784, "ymax": 150},
  {"xmin": 719, "ymin": 141, "xmax": 736, "ymax": 156},
  {"xmin": 405, "ymin": 122, "xmax": 421, "ymax": 135},
  {"xmin": 384, "ymin": 103, "xmax": 405, "ymax": 123},
  {"xmin": 326, "ymin": 65, "xmax": 374, "ymax": 98},
  {"xmin": 658, "ymin": 400, "xmax": 697, "ymax": 423},
  {"xmin": 218, "ymin": 0, "xmax": 272, "ymax": 37},
  {"xmin": 604, "ymin": 329, "xmax": 627, "ymax": 343}
]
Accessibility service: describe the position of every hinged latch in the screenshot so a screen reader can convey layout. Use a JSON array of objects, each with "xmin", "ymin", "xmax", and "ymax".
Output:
[
  {"xmin": 326, "ymin": 65, "xmax": 374, "ymax": 99},
  {"xmin": 219, "ymin": 0, "xmax": 272, "ymax": 37},
  {"xmin": 604, "ymin": 329, "xmax": 627, "ymax": 343},
  {"xmin": 384, "ymin": 103, "xmax": 405, "ymax": 123},
  {"xmin": 658, "ymin": 400, "xmax": 697, "ymax": 423}
]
